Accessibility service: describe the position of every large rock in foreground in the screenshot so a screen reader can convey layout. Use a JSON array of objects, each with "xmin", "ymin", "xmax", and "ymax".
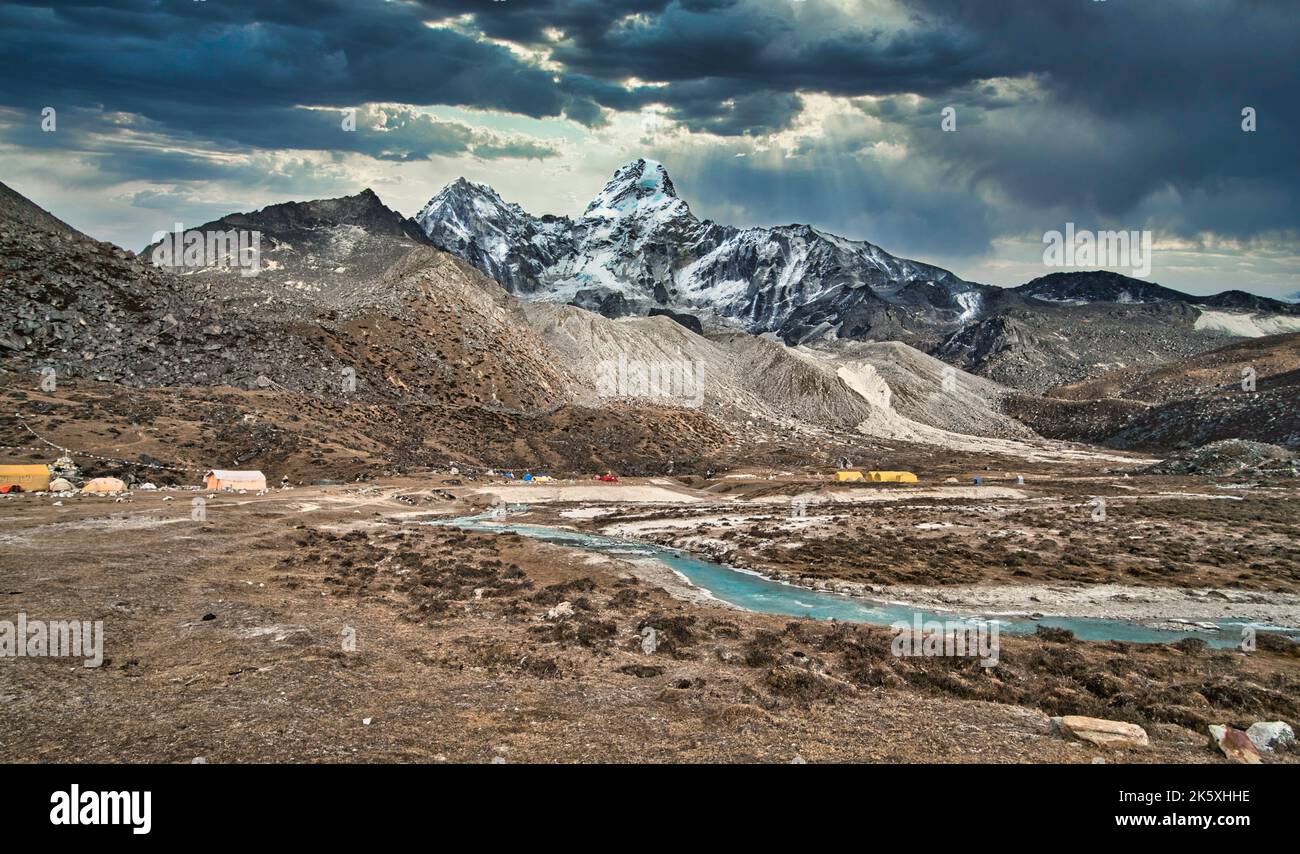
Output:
[
  {"xmin": 1053, "ymin": 715, "xmax": 1149, "ymax": 749},
  {"xmin": 1208, "ymin": 725, "xmax": 1263, "ymax": 764},
  {"xmin": 1244, "ymin": 721, "xmax": 1294, "ymax": 754}
]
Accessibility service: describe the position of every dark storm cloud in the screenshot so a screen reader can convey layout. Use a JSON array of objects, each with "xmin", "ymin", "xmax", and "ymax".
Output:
[
  {"xmin": 418, "ymin": 0, "xmax": 995, "ymax": 90},
  {"xmin": 859, "ymin": 1, "xmax": 1300, "ymax": 239},
  {"xmin": 0, "ymin": 0, "xmax": 1294, "ymax": 274},
  {"xmin": 414, "ymin": 0, "xmax": 1006, "ymax": 133},
  {"xmin": 0, "ymin": 0, "xmax": 585, "ymax": 139},
  {"xmin": 903, "ymin": 0, "xmax": 1297, "ymax": 118},
  {"xmin": 656, "ymin": 81, "xmax": 805, "ymax": 136},
  {"xmin": 0, "ymin": 109, "xmax": 354, "ymax": 198},
  {"xmin": 0, "ymin": 102, "xmax": 557, "ymax": 197},
  {"xmin": 414, "ymin": 0, "xmax": 675, "ymax": 45},
  {"xmin": 656, "ymin": 134, "xmax": 1002, "ymax": 260}
]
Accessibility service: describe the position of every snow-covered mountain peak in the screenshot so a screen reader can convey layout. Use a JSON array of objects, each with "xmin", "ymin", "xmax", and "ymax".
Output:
[
  {"xmin": 411, "ymin": 159, "xmax": 990, "ymax": 338},
  {"xmin": 412, "ymin": 176, "xmax": 542, "ymax": 255},
  {"xmin": 583, "ymin": 158, "xmax": 687, "ymax": 221},
  {"xmin": 417, "ymin": 177, "xmax": 517, "ymax": 225}
]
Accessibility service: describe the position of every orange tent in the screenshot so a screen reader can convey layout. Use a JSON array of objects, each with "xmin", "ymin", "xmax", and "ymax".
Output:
[{"xmin": 81, "ymin": 477, "xmax": 127, "ymax": 495}]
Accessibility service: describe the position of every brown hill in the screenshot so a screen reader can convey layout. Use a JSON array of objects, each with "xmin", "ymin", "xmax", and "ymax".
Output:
[{"xmin": 1006, "ymin": 334, "xmax": 1300, "ymax": 449}]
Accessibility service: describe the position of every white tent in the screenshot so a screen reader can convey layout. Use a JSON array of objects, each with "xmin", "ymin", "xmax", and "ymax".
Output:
[{"xmin": 204, "ymin": 470, "xmax": 267, "ymax": 491}]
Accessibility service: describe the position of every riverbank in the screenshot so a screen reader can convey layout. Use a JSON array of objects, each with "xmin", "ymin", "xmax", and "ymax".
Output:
[{"xmin": 816, "ymin": 580, "xmax": 1300, "ymax": 632}]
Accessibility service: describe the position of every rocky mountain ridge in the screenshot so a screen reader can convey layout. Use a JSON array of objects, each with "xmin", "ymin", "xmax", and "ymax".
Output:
[{"xmin": 414, "ymin": 160, "xmax": 1300, "ymax": 391}]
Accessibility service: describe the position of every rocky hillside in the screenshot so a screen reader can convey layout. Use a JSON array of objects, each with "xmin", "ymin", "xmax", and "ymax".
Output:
[
  {"xmin": 1015, "ymin": 271, "xmax": 1199, "ymax": 305},
  {"xmin": 522, "ymin": 302, "xmax": 1047, "ymax": 455},
  {"xmin": 1005, "ymin": 334, "xmax": 1300, "ymax": 449},
  {"xmin": 945, "ymin": 272, "xmax": 1300, "ymax": 391},
  {"xmin": 0, "ymin": 180, "xmax": 82, "ymax": 238},
  {"xmin": 810, "ymin": 338, "xmax": 1033, "ymax": 439},
  {"xmin": 141, "ymin": 188, "xmax": 435, "ymax": 311},
  {"xmin": 1, "ymin": 181, "xmax": 583, "ymax": 409},
  {"xmin": 935, "ymin": 292, "xmax": 1226, "ymax": 392},
  {"xmin": 7, "ymin": 174, "xmax": 1292, "ymax": 469},
  {"xmin": 0, "ymin": 180, "xmax": 745, "ymax": 475},
  {"xmin": 0, "ymin": 179, "xmax": 273, "ymax": 387},
  {"xmin": 524, "ymin": 303, "xmax": 880, "ymax": 432}
]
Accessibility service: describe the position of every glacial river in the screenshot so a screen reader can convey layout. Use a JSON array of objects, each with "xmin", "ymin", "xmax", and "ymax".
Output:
[{"xmin": 435, "ymin": 513, "xmax": 1290, "ymax": 649}]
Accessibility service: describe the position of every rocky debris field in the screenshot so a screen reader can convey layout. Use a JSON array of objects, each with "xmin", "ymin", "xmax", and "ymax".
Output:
[
  {"xmin": 1144, "ymin": 440, "xmax": 1297, "ymax": 477},
  {"xmin": 0, "ymin": 204, "xmax": 340, "ymax": 391}
]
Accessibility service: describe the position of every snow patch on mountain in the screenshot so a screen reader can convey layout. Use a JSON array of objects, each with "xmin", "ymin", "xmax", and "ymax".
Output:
[
  {"xmin": 955, "ymin": 291, "xmax": 983, "ymax": 322},
  {"xmin": 1194, "ymin": 310, "xmax": 1300, "ymax": 337}
]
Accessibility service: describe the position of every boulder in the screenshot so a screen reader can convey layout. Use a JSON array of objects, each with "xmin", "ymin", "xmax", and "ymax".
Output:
[
  {"xmin": 1245, "ymin": 721, "xmax": 1295, "ymax": 753},
  {"xmin": 545, "ymin": 601, "xmax": 574, "ymax": 621},
  {"xmin": 1208, "ymin": 725, "xmax": 1262, "ymax": 764},
  {"xmin": 1053, "ymin": 715, "xmax": 1149, "ymax": 749}
]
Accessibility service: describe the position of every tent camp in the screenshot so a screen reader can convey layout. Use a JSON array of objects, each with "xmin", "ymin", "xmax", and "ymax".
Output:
[
  {"xmin": 834, "ymin": 470, "xmax": 864, "ymax": 482},
  {"xmin": 0, "ymin": 464, "xmax": 50, "ymax": 492},
  {"xmin": 868, "ymin": 471, "xmax": 918, "ymax": 483},
  {"xmin": 204, "ymin": 470, "xmax": 267, "ymax": 491}
]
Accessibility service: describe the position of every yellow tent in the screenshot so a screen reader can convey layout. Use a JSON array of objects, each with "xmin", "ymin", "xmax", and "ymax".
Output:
[
  {"xmin": 0, "ymin": 464, "xmax": 50, "ymax": 492},
  {"xmin": 868, "ymin": 470, "xmax": 918, "ymax": 483},
  {"xmin": 834, "ymin": 470, "xmax": 864, "ymax": 482}
]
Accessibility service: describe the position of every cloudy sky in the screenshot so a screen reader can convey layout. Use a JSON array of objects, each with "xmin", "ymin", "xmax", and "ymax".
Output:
[{"xmin": 1, "ymin": 0, "xmax": 1296, "ymax": 297}]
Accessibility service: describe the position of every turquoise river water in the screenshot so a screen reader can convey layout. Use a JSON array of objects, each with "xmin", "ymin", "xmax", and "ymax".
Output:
[{"xmin": 434, "ymin": 513, "xmax": 1295, "ymax": 649}]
